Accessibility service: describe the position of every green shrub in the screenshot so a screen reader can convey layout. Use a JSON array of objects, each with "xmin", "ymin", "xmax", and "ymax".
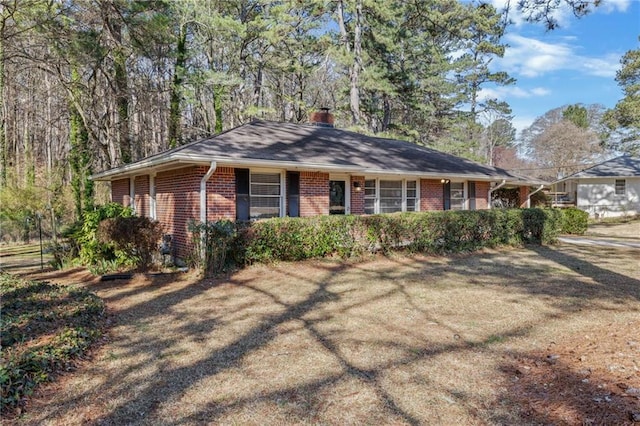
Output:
[
  {"xmin": 196, "ymin": 208, "xmax": 564, "ymax": 268},
  {"xmin": 189, "ymin": 220, "xmax": 237, "ymax": 275},
  {"xmin": 559, "ymin": 208, "xmax": 588, "ymax": 234},
  {"xmin": 521, "ymin": 208, "xmax": 562, "ymax": 244},
  {"xmin": 97, "ymin": 216, "xmax": 163, "ymax": 269},
  {"xmin": 62, "ymin": 203, "xmax": 134, "ymax": 268},
  {"xmin": 55, "ymin": 203, "xmax": 163, "ymax": 273}
]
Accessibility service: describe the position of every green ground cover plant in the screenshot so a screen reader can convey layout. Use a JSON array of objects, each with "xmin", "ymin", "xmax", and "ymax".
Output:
[{"xmin": 0, "ymin": 274, "xmax": 105, "ymax": 414}]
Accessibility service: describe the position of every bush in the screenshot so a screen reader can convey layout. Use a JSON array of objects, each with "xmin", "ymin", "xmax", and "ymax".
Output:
[
  {"xmin": 189, "ymin": 208, "xmax": 564, "ymax": 272},
  {"xmin": 63, "ymin": 203, "xmax": 135, "ymax": 268},
  {"xmin": 189, "ymin": 220, "xmax": 237, "ymax": 275},
  {"xmin": 55, "ymin": 203, "xmax": 163, "ymax": 273},
  {"xmin": 559, "ymin": 208, "xmax": 588, "ymax": 234},
  {"xmin": 521, "ymin": 208, "xmax": 562, "ymax": 244},
  {"xmin": 97, "ymin": 216, "xmax": 163, "ymax": 269}
]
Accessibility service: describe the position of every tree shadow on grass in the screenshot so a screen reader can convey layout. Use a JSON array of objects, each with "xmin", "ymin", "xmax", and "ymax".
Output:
[
  {"xmin": 20, "ymin": 245, "xmax": 640, "ymax": 425},
  {"xmin": 526, "ymin": 244, "xmax": 640, "ymax": 301}
]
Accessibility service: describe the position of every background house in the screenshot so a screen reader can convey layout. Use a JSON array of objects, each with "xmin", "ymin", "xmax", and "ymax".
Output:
[
  {"xmin": 551, "ymin": 155, "xmax": 640, "ymax": 218},
  {"xmin": 92, "ymin": 115, "xmax": 543, "ymax": 257}
]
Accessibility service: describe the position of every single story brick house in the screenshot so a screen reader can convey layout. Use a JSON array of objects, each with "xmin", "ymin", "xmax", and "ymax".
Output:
[
  {"xmin": 92, "ymin": 114, "xmax": 544, "ymax": 257},
  {"xmin": 551, "ymin": 154, "xmax": 640, "ymax": 218}
]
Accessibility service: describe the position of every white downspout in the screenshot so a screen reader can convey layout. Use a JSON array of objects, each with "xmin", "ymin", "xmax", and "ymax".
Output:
[
  {"xmin": 200, "ymin": 161, "xmax": 217, "ymax": 223},
  {"xmin": 488, "ymin": 179, "xmax": 506, "ymax": 209},
  {"xmin": 527, "ymin": 184, "xmax": 545, "ymax": 208}
]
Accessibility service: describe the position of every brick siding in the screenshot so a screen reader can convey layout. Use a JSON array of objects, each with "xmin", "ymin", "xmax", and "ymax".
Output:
[
  {"xmin": 519, "ymin": 186, "xmax": 530, "ymax": 208},
  {"xmin": 420, "ymin": 179, "xmax": 444, "ymax": 211},
  {"xmin": 300, "ymin": 171, "xmax": 329, "ymax": 216},
  {"xmin": 475, "ymin": 181, "xmax": 490, "ymax": 210},
  {"xmin": 155, "ymin": 166, "xmax": 207, "ymax": 258},
  {"xmin": 112, "ymin": 165, "xmax": 505, "ymax": 259},
  {"xmin": 350, "ymin": 175, "xmax": 365, "ymax": 215},
  {"xmin": 112, "ymin": 178, "xmax": 131, "ymax": 207},
  {"xmin": 206, "ymin": 167, "xmax": 235, "ymax": 221}
]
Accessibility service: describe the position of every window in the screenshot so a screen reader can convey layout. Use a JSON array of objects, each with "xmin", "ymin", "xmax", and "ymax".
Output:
[
  {"xmin": 250, "ymin": 172, "xmax": 281, "ymax": 219},
  {"xmin": 406, "ymin": 180, "xmax": 417, "ymax": 211},
  {"xmin": 450, "ymin": 182, "xmax": 465, "ymax": 210},
  {"xmin": 364, "ymin": 179, "xmax": 376, "ymax": 214},
  {"xmin": 615, "ymin": 179, "xmax": 626, "ymax": 196},
  {"xmin": 363, "ymin": 179, "xmax": 418, "ymax": 214},
  {"xmin": 380, "ymin": 180, "xmax": 403, "ymax": 213}
]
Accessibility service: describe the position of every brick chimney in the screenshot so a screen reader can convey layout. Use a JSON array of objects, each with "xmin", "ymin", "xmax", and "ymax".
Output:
[{"xmin": 309, "ymin": 107, "xmax": 335, "ymax": 128}]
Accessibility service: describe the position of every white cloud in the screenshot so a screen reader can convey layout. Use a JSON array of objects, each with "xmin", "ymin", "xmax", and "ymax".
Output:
[
  {"xmin": 489, "ymin": 0, "xmax": 629, "ymax": 27},
  {"xmin": 530, "ymin": 87, "xmax": 551, "ymax": 96},
  {"xmin": 600, "ymin": 0, "xmax": 631, "ymax": 13},
  {"xmin": 478, "ymin": 85, "xmax": 550, "ymax": 101},
  {"xmin": 488, "ymin": 0, "xmax": 573, "ymax": 28},
  {"xmin": 496, "ymin": 34, "xmax": 620, "ymax": 79}
]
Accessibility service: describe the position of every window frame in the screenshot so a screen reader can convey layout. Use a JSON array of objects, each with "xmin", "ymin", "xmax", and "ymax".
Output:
[
  {"xmin": 363, "ymin": 178, "xmax": 420, "ymax": 214},
  {"xmin": 248, "ymin": 170, "xmax": 285, "ymax": 220},
  {"xmin": 614, "ymin": 179, "xmax": 626, "ymax": 196},
  {"xmin": 449, "ymin": 181, "xmax": 466, "ymax": 210}
]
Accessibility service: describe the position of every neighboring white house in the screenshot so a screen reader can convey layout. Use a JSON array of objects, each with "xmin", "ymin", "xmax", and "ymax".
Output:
[{"xmin": 551, "ymin": 155, "xmax": 640, "ymax": 218}]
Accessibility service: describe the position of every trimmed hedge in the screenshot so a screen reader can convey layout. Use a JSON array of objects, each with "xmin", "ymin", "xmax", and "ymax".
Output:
[
  {"xmin": 240, "ymin": 208, "xmax": 563, "ymax": 264},
  {"xmin": 559, "ymin": 208, "xmax": 589, "ymax": 235},
  {"xmin": 192, "ymin": 208, "xmax": 575, "ymax": 275}
]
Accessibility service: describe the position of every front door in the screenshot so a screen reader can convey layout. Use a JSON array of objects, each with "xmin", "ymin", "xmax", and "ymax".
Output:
[{"xmin": 329, "ymin": 180, "xmax": 346, "ymax": 215}]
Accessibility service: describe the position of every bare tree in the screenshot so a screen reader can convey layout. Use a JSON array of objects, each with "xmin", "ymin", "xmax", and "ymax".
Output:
[{"xmin": 529, "ymin": 120, "xmax": 603, "ymax": 180}]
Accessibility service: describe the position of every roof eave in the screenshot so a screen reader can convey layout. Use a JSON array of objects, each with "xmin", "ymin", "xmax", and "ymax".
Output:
[
  {"xmin": 91, "ymin": 153, "xmax": 214, "ymax": 181},
  {"xmin": 92, "ymin": 155, "xmax": 548, "ymax": 186}
]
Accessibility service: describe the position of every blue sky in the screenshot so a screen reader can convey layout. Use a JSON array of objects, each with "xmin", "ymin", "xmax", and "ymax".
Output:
[{"xmin": 482, "ymin": 0, "xmax": 639, "ymax": 138}]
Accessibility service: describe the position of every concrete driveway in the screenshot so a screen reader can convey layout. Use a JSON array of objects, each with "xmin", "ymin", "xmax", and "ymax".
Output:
[
  {"xmin": 559, "ymin": 218, "xmax": 640, "ymax": 249},
  {"xmin": 558, "ymin": 235, "xmax": 640, "ymax": 249}
]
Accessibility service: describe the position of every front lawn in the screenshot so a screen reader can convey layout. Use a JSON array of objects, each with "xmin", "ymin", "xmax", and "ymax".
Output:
[{"xmin": 8, "ymin": 243, "xmax": 640, "ymax": 425}]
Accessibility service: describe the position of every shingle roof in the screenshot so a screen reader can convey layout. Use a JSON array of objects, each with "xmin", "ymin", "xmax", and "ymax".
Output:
[
  {"xmin": 559, "ymin": 155, "xmax": 640, "ymax": 179},
  {"xmin": 92, "ymin": 120, "xmax": 543, "ymax": 185}
]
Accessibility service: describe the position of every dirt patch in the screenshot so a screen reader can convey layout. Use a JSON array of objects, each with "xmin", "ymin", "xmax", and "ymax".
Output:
[{"xmin": 7, "ymin": 243, "xmax": 640, "ymax": 425}]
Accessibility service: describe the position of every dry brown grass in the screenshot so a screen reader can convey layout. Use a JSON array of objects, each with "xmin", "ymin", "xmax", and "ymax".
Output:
[
  {"xmin": 9, "ymin": 243, "xmax": 640, "ymax": 425},
  {"xmin": 586, "ymin": 217, "xmax": 640, "ymax": 239}
]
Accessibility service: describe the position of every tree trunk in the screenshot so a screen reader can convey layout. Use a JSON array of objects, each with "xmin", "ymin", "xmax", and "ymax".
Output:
[
  {"xmin": 103, "ymin": 3, "xmax": 131, "ymax": 164},
  {"xmin": 214, "ymin": 86, "xmax": 223, "ymax": 133},
  {"xmin": 0, "ymin": 19, "xmax": 6, "ymax": 188},
  {"xmin": 337, "ymin": 0, "xmax": 362, "ymax": 126},
  {"xmin": 350, "ymin": 0, "xmax": 362, "ymax": 126},
  {"xmin": 382, "ymin": 94, "xmax": 391, "ymax": 132},
  {"xmin": 169, "ymin": 23, "xmax": 186, "ymax": 148}
]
